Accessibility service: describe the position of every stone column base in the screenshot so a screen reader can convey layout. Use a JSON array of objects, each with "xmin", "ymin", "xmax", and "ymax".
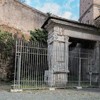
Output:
[{"xmin": 44, "ymin": 70, "xmax": 68, "ymax": 88}]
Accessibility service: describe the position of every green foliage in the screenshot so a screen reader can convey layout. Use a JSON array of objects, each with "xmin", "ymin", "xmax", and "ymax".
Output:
[
  {"xmin": 30, "ymin": 29, "xmax": 48, "ymax": 45},
  {"xmin": 0, "ymin": 31, "xmax": 15, "ymax": 58},
  {"xmin": 0, "ymin": 31, "xmax": 15, "ymax": 81}
]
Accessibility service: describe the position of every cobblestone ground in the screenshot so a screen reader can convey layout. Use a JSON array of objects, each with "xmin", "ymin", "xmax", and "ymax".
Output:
[{"xmin": 0, "ymin": 89, "xmax": 100, "ymax": 100}]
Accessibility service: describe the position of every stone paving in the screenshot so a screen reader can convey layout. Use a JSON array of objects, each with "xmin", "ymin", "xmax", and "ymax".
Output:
[{"xmin": 0, "ymin": 89, "xmax": 100, "ymax": 100}]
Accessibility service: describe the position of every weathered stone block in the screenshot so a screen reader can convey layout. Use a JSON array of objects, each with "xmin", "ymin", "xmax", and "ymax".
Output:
[{"xmin": 44, "ymin": 70, "xmax": 68, "ymax": 87}]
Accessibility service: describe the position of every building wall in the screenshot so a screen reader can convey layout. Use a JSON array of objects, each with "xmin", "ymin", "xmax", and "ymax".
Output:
[
  {"xmin": 80, "ymin": 7, "xmax": 94, "ymax": 24},
  {"xmin": 80, "ymin": 0, "xmax": 93, "ymax": 17},
  {"xmin": 0, "ymin": 0, "xmax": 47, "ymax": 34},
  {"xmin": 80, "ymin": 0, "xmax": 100, "ymax": 25},
  {"xmin": 94, "ymin": 0, "xmax": 100, "ymax": 4},
  {"xmin": 0, "ymin": 0, "xmax": 47, "ymax": 81},
  {"xmin": 93, "ymin": 5, "xmax": 100, "ymax": 20}
]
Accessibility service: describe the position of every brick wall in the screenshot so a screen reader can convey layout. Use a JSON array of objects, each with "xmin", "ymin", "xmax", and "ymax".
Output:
[{"xmin": 0, "ymin": 0, "xmax": 47, "ymax": 34}]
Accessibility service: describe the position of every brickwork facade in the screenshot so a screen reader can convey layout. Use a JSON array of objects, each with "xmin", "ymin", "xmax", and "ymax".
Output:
[{"xmin": 0, "ymin": 0, "xmax": 47, "ymax": 34}]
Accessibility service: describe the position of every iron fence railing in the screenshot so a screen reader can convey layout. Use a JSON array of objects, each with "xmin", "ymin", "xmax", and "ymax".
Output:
[
  {"xmin": 14, "ymin": 39, "xmax": 48, "ymax": 89},
  {"xmin": 14, "ymin": 39, "xmax": 99, "ymax": 90}
]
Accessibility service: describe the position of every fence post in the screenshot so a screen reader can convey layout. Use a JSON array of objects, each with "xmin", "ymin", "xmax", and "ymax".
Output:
[
  {"xmin": 17, "ymin": 54, "xmax": 21, "ymax": 89},
  {"xmin": 14, "ymin": 40, "xmax": 17, "ymax": 89},
  {"xmin": 17, "ymin": 40, "xmax": 22, "ymax": 89}
]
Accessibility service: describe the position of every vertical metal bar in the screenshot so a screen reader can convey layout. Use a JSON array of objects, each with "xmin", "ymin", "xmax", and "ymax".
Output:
[
  {"xmin": 14, "ymin": 40, "xmax": 17, "ymax": 89},
  {"xmin": 30, "ymin": 43, "xmax": 32, "ymax": 88},
  {"xmin": 78, "ymin": 49, "xmax": 81, "ymax": 87},
  {"xmin": 33, "ymin": 43, "xmax": 37, "ymax": 88},
  {"xmin": 31, "ymin": 42, "xmax": 34, "ymax": 86},
  {"xmin": 43, "ymin": 48, "xmax": 45, "ymax": 88},
  {"xmin": 36, "ymin": 43, "xmax": 39, "ymax": 88},
  {"xmin": 27, "ymin": 44, "xmax": 29, "ymax": 88},
  {"xmin": 42, "ymin": 48, "xmax": 44, "ymax": 88},
  {"xmin": 89, "ymin": 52, "xmax": 92, "ymax": 87},
  {"xmin": 20, "ymin": 41, "xmax": 23, "ymax": 89},
  {"xmin": 29, "ymin": 42, "xmax": 32, "ymax": 86},
  {"xmin": 44, "ymin": 48, "xmax": 47, "ymax": 88},
  {"xmin": 29, "ymin": 43, "xmax": 31, "ymax": 88},
  {"xmin": 36, "ymin": 43, "xmax": 37, "ymax": 88},
  {"xmin": 25, "ymin": 41, "xmax": 27, "ymax": 89},
  {"xmin": 20, "ymin": 40, "xmax": 22, "ymax": 89},
  {"xmin": 39, "ymin": 43, "xmax": 40, "ymax": 88},
  {"xmin": 26, "ymin": 42, "xmax": 28, "ymax": 88},
  {"xmin": 29, "ymin": 44, "xmax": 30, "ymax": 88},
  {"xmin": 41, "ymin": 48, "xmax": 43, "ymax": 88},
  {"xmin": 19, "ymin": 40, "xmax": 22, "ymax": 88},
  {"xmin": 90, "ymin": 72, "xmax": 92, "ymax": 86},
  {"xmin": 87, "ymin": 53, "xmax": 89, "ymax": 86},
  {"xmin": 23, "ymin": 42, "xmax": 25, "ymax": 89},
  {"xmin": 39, "ymin": 47, "xmax": 41, "ymax": 88}
]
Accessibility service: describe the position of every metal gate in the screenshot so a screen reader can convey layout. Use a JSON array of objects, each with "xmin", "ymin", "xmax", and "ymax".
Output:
[
  {"xmin": 68, "ymin": 47, "xmax": 99, "ymax": 88},
  {"xmin": 14, "ymin": 39, "xmax": 99, "ymax": 90},
  {"xmin": 14, "ymin": 39, "xmax": 48, "ymax": 89}
]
